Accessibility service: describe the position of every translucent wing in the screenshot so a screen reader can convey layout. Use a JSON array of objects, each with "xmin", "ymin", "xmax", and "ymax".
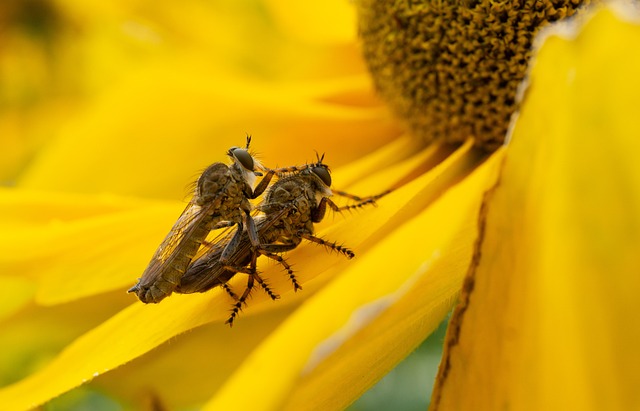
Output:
[
  {"xmin": 130, "ymin": 197, "xmax": 230, "ymax": 302},
  {"xmin": 177, "ymin": 207, "xmax": 292, "ymax": 294}
]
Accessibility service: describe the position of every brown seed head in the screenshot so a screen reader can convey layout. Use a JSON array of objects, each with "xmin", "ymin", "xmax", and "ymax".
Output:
[{"xmin": 357, "ymin": 0, "xmax": 592, "ymax": 151}]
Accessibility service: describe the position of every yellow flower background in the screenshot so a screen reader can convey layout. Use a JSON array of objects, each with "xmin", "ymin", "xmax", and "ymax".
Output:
[{"xmin": 1, "ymin": 1, "xmax": 639, "ymax": 410}]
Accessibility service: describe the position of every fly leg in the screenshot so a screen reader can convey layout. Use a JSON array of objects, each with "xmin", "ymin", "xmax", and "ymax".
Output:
[
  {"xmin": 226, "ymin": 271, "xmax": 254, "ymax": 327},
  {"xmin": 265, "ymin": 152, "xmax": 327, "ymax": 176},
  {"xmin": 332, "ymin": 189, "xmax": 391, "ymax": 203},
  {"xmin": 249, "ymin": 168, "xmax": 276, "ymax": 198},
  {"xmin": 256, "ymin": 243, "xmax": 301, "ymax": 291},
  {"xmin": 298, "ymin": 231, "xmax": 355, "ymax": 259},
  {"xmin": 266, "ymin": 163, "xmax": 314, "ymax": 175},
  {"xmin": 220, "ymin": 264, "xmax": 279, "ymax": 302},
  {"xmin": 224, "ymin": 252, "xmax": 279, "ymax": 326},
  {"xmin": 311, "ymin": 196, "xmax": 382, "ymax": 223},
  {"xmin": 220, "ymin": 283, "xmax": 239, "ymax": 301}
]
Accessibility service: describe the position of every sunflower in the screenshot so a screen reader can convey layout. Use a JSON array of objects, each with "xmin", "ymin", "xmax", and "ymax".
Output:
[{"xmin": 1, "ymin": 0, "xmax": 639, "ymax": 410}]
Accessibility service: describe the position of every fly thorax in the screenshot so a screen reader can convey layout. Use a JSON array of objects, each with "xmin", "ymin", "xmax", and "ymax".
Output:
[
  {"xmin": 198, "ymin": 189, "xmax": 225, "ymax": 206},
  {"xmin": 295, "ymin": 198, "xmax": 311, "ymax": 216},
  {"xmin": 197, "ymin": 163, "xmax": 230, "ymax": 203},
  {"xmin": 224, "ymin": 183, "xmax": 242, "ymax": 200}
]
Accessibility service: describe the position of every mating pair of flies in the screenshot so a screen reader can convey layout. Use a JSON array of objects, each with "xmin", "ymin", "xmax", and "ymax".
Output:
[{"xmin": 129, "ymin": 136, "xmax": 387, "ymax": 325}]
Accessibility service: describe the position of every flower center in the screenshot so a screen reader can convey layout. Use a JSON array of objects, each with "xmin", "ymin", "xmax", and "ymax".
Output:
[{"xmin": 357, "ymin": 0, "xmax": 591, "ymax": 151}]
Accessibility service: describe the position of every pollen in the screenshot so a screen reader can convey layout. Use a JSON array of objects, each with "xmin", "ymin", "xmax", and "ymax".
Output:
[{"xmin": 357, "ymin": 0, "xmax": 591, "ymax": 151}]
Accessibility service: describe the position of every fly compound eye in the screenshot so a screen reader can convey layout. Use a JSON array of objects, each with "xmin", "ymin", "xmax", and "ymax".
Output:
[
  {"xmin": 230, "ymin": 148, "xmax": 255, "ymax": 171},
  {"xmin": 312, "ymin": 166, "xmax": 331, "ymax": 187}
]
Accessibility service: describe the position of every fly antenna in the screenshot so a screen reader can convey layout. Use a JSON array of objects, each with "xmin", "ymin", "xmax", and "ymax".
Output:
[{"xmin": 314, "ymin": 151, "xmax": 326, "ymax": 165}]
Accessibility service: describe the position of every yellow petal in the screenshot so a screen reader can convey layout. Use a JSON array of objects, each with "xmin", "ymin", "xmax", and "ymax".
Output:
[
  {"xmin": 31, "ymin": 205, "xmax": 186, "ymax": 305},
  {"xmin": 90, "ymin": 307, "xmax": 295, "ymax": 409},
  {"xmin": 203, "ymin": 147, "xmax": 503, "ymax": 411},
  {"xmin": 0, "ymin": 188, "xmax": 182, "ymax": 304},
  {"xmin": 0, "ymin": 276, "xmax": 35, "ymax": 322},
  {"xmin": 0, "ymin": 139, "xmax": 488, "ymax": 409},
  {"xmin": 432, "ymin": 5, "xmax": 640, "ymax": 410},
  {"xmin": 0, "ymin": 292, "xmax": 227, "ymax": 410},
  {"xmin": 284, "ymin": 152, "xmax": 505, "ymax": 411},
  {"xmin": 264, "ymin": 0, "xmax": 357, "ymax": 44},
  {"xmin": 0, "ymin": 188, "xmax": 149, "ymax": 228},
  {"xmin": 0, "ymin": 290, "xmax": 132, "ymax": 390}
]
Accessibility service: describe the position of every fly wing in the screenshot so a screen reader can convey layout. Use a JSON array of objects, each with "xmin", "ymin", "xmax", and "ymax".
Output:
[
  {"xmin": 129, "ymin": 197, "xmax": 223, "ymax": 301},
  {"xmin": 175, "ymin": 231, "xmax": 249, "ymax": 294},
  {"xmin": 176, "ymin": 205, "xmax": 293, "ymax": 294}
]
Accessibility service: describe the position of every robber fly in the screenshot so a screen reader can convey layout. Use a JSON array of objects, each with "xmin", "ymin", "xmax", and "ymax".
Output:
[
  {"xmin": 128, "ymin": 136, "xmax": 278, "ymax": 303},
  {"xmin": 176, "ymin": 154, "xmax": 389, "ymax": 325}
]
